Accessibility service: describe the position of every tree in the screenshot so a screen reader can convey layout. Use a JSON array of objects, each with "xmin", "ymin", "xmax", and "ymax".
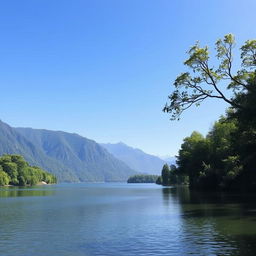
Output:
[
  {"xmin": 155, "ymin": 176, "xmax": 162, "ymax": 185},
  {"xmin": 161, "ymin": 164, "xmax": 170, "ymax": 186},
  {"xmin": 0, "ymin": 154, "xmax": 57, "ymax": 186},
  {"xmin": 169, "ymin": 164, "xmax": 177, "ymax": 184},
  {"xmin": 11, "ymin": 155, "xmax": 28, "ymax": 171},
  {"xmin": 1, "ymin": 162, "xmax": 19, "ymax": 185},
  {"xmin": 0, "ymin": 167, "xmax": 10, "ymax": 186},
  {"xmin": 207, "ymin": 116, "xmax": 237, "ymax": 169},
  {"xmin": 174, "ymin": 115, "xmax": 256, "ymax": 190},
  {"xmin": 163, "ymin": 34, "xmax": 256, "ymax": 120},
  {"xmin": 127, "ymin": 174, "xmax": 159, "ymax": 183},
  {"xmin": 227, "ymin": 100, "xmax": 256, "ymax": 191},
  {"xmin": 177, "ymin": 131, "xmax": 210, "ymax": 188}
]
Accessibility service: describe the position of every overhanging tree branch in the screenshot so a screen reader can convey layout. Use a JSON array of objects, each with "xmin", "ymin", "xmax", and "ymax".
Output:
[{"xmin": 164, "ymin": 34, "xmax": 256, "ymax": 120}]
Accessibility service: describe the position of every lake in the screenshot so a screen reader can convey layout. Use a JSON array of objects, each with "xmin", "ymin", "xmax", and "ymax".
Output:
[{"xmin": 0, "ymin": 183, "xmax": 256, "ymax": 256}]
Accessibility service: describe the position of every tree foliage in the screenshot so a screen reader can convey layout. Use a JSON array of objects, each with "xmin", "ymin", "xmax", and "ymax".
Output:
[
  {"xmin": 163, "ymin": 34, "xmax": 256, "ymax": 120},
  {"xmin": 161, "ymin": 164, "xmax": 170, "ymax": 186},
  {"xmin": 127, "ymin": 174, "xmax": 159, "ymax": 183},
  {"xmin": 0, "ymin": 167, "xmax": 10, "ymax": 186},
  {"xmin": 175, "ymin": 116, "xmax": 254, "ymax": 191},
  {"xmin": 0, "ymin": 154, "xmax": 57, "ymax": 186},
  {"xmin": 163, "ymin": 34, "xmax": 256, "ymax": 191},
  {"xmin": 158, "ymin": 164, "xmax": 188, "ymax": 186}
]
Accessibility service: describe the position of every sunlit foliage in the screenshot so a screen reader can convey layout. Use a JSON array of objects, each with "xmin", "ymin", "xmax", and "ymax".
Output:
[{"xmin": 0, "ymin": 154, "xmax": 57, "ymax": 186}]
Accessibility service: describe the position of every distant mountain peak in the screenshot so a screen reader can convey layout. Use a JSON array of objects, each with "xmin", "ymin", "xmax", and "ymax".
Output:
[{"xmin": 101, "ymin": 142, "xmax": 170, "ymax": 175}]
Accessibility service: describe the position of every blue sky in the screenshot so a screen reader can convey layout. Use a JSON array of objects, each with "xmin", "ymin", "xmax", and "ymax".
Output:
[{"xmin": 0, "ymin": 0, "xmax": 255, "ymax": 156}]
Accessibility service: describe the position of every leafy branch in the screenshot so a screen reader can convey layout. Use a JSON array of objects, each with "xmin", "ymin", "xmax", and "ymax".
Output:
[{"xmin": 164, "ymin": 34, "xmax": 256, "ymax": 120}]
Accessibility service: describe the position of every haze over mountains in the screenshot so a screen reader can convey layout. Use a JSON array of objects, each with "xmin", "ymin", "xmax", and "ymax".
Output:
[
  {"xmin": 0, "ymin": 120, "xmax": 174, "ymax": 182},
  {"xmin": 158, "ymin": 155, "xmax": 176, "ymax": 165},
  {"xmin": 101, "ymin": 142, "xmax": 172, "ymax": 175}
]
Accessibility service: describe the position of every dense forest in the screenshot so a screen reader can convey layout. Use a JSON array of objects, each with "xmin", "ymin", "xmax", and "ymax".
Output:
[
  {"xmin": 0, "ymin": 154, "xmax": 57, "ymax": 186},
  {"xmin": 162, "ymin": 34, "xmax": 256, "ymax": 191},
  {"xmin": 156, "ymin": 164, "xmax": 188, "ymax": 186},
  {"xmin": 127, "ymin": 174, "xmax": 159, "ymax": 183}
]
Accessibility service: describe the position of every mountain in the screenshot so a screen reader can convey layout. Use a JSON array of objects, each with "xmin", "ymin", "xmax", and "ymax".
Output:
[
  {"xmin": 0, "ymin": 120, "xmax": 136, "ymax": 182},
  {"xmin": 101, "ymin": 142, "xmax": 170, "ymax": 175}
]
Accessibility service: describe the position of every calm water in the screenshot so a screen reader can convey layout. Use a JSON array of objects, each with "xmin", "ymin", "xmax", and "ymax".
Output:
[{"xmin": 0, "ymin": 183, "xmax": 256, "ymax": 256}]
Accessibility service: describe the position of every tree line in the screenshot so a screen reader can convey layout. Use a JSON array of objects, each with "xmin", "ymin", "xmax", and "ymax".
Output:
[
  {"xmin": 127, "ymin": 174, "xmax": 159, "ymax": 183},
  {"xmin": 162, "ymin": 34, "xmax": 256, "ymax": 191},
  {"xmin": 0, "ymin": 154, "xmax": 57, "ymax": 186}
]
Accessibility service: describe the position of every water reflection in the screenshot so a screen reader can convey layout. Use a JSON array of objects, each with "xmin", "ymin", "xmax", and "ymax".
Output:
[
  {"xmin": 162, "ymin": 186, "xmax": 256, "ymax": 256},
  {"xmin": 161, "ymin": 187, "xmax": 172, "ymax": 205},
  {"xmin": 0, "ymin": 184, "xmax": 256, "ymax": 256},
  {"xmin": 0, "ymin": 186, "xmax": 55, "ymax": 197}
]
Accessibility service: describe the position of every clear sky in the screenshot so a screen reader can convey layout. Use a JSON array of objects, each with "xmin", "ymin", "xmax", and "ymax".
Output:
[{"xmin": 0, "ymin": 0, "xmax": 255, "ymax": 156}]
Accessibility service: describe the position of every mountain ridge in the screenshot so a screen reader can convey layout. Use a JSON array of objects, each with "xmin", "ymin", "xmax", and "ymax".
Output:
[
  {"xmin": 101, "ymin": 142, "xmax": 171, "ymax": 175},
  {"xmin": 0, "ymin": 120, "xmax": 136, "ymax": 182}
]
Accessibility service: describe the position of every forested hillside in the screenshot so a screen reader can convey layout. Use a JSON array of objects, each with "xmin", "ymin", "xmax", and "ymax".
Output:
[{"xmin": 0, "ymin": 120, "xmax": 136, "ymax": 182}]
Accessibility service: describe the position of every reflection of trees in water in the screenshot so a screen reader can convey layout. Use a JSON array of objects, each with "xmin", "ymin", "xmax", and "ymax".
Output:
[
  {"xmin": 161, "ymin": 187, "xmax": 172, "ymax": 205},
  {"xmin": 161, "ymin": 186, "xmax": 256, "ymax": 256},
  {"xmin": 0, "ymin": 187, "xmax": 55, "ymax": 197},
  {"xmin": 161, "ymin": 186, "xmax": 191, "ymax": 208}
]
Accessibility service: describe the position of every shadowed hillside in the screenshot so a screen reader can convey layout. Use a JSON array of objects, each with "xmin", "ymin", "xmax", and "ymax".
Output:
[{"xmin": 0, "ymin": 120, "xmax": 136, "ymax": 182}]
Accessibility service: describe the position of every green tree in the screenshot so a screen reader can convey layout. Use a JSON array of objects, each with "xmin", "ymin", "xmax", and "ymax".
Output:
[
  {"xmin": 175, "ymin": 115, "xmax": 255, "ymax": 190},
  {"xmin": 11, "ymin": 155, "xmax": 28, "ymax": 171},
  {"xmin": 163, "ymin": 34, "xmax": 256, "ymax": 120},
  {"xmin": 163, "ymin": 34, "xmax": 256, "ymax": 191},
  {"xmin": 0, "ymin": 167, "xmax": 10, "ymax": 186},
  {"xmin": 127, "ymin": 174, "xmax": 159, "ymax": 183},
  {"xmin": 207, "ymin": 117, "xmax": 237, "ymax": 169},
  {"xmin": 155, "ymin": 176, "xmax": 162, "ymax": 185},
  {"xmin": 161, "ymin": 164, "xmax": 170, "ymax": 186},
  {"xmin": 228, "ymin": 105, "xmax": 256, "ymax": 191},
  {"xmin": 169, "ymin": 164, "xmax": 177, "ymax": 184},
  {"xmin": 0, "ymin": 154, "xmax": 57, "ymax": 186},
  {"xmin": 177, "ymin": 131, "xmax": 210, "ymax": 188},
  {"xmin": 1, "ymin": 162, "xmax": 19, "ymax": 185}
]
